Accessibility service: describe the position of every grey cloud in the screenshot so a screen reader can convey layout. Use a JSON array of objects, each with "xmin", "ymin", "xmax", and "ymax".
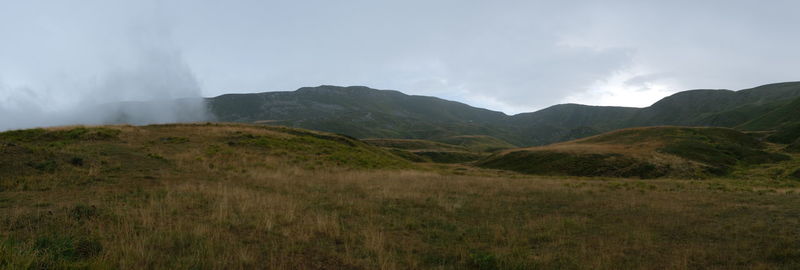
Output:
[
  {"xmin": 1, "ymin": 0, "xmax": 799, "ymax": 128},
  {"xmin": 0, "ymin": 0, "xmax": 208, "ymax": 131},
  {"xmin": 566, "ymin": 0, "xmax": 800, "ymax": 91}
]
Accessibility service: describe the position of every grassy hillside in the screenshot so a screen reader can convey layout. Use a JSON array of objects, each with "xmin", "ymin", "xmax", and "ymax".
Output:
[
  {"xmin": 511, "ymin": 104, "xmax": 638, "ymax": 130},
  {"xmin": 765, "ymin": 122, "xmax": 800, "ymax": 144},
  {"xmin": 204, "ymin": 82, "xmax": 800, "ymax": 147},
  {"xmin": 362, "ymin": 138, "xmax": 486, "ymax": 163},
  {"xmin": 626, "ymin": 82, "xmax": 800, "ymax": 128},
  {"xmin": 362, "ymin": 138, "xmax": 469, "ymax": 152},
  {"xmin": 478, "ymin": 127, "xmax": 790, "ymax": 178},
  {"xmin": 0, "ymin": 124, "xmax": 411, "ymax": 186},
  {"xmin": 434, "ymin": 135, "xmax": 516, "ymax": 152},
  {"xmin": 207, "ymin": 86, "xmax": 642, "ymax": 147},
  {"xmin": 363, "ymin": 135, "xmax": 515, "ymax": 164},
  {"xmin": 507, "ymin": 104, "xmax": 639, "ymax": 145},
  {"xmin": 2, "ymin": 124, "xmax": 800, "ymax": 269},
  {"xmin": 207, "ymin": 86, "xmax": 526, "ymax": 145},
  {"xmin": 207, "ymin": 86, "xmax": 646, "ymax": 147},
  {"xmin": 690, "ymin": 99, "xmax": 793, "ymax": 127},
  {"xmin": 787, "ymin": 139, "xmax": 800, "ymax": 153},
  {"xmin": 739, "ymin": 97, "xmax": 800, "ymax": 131}
]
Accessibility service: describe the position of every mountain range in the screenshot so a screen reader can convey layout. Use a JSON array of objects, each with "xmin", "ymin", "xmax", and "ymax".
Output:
[{"xmin": 207, "ymin": 82, "xmax": 800, "ymax": 147}]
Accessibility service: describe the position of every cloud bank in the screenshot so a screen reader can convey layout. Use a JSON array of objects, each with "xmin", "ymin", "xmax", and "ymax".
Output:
[
  {"xmin": 1, "ymin": 0, "xmax": 798, "ymax": 130},
  {"xmin": 0, "ymin": 1, "xmax": 208, "ymax": 131}
]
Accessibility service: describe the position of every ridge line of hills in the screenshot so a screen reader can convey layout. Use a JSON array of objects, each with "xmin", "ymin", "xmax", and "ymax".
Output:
[{"xmin": 207, "ymin": 81, "xmax": 800, "ymax": 147}]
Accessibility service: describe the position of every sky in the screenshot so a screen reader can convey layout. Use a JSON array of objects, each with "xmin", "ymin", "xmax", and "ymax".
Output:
[{"xmin": 0, "ymin": 0, "xmax": 799, "ymax": 129}]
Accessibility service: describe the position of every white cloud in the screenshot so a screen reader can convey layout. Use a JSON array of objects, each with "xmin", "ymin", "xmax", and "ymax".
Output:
[
  {"xmin": 563, "ymin": 69, "xmax": 679, "ymax": 108},
  {"xmin": 0, "ymin": 0, "xmax": 208, "ymax": 130}
]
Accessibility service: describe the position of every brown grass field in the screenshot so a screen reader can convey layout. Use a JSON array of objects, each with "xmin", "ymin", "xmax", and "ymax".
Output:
[{"xmin": 1, "ymin": 124, "xmax": 800, "ymax": 269}]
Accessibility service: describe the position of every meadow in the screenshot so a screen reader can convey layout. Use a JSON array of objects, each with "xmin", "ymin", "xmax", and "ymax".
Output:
[{"xmin": 1, "ymin": 124, "xmax": 799, "ymax": 269}]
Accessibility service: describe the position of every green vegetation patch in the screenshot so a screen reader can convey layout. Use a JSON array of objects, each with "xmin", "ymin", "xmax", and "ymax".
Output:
[
  {"xmin": 227, "ymin": 131, "xmax": 410, "ymax": 169},
  {"xmin": 480, "ymin": 127, "xmax": 790, "ymax": 178},
  {"xmin": 1, "ymin": 236, "xmax": 102, "ymax": 270},
  {"xmin": 0, "ymin": 127, "xmax": 121, "ymax": 143},
  {"xmin": 660, "ymin": 139, "xmax": 790, "ymax": 175},
  {"xmin": 412, "ymin": 151, "xmax": 485, "ymax": 164},
  {"xmin": 363, "ymin": 138, "xmax": 467, "ymax": 152},
  {"xmin": 157, "ymin": 136, "xmax": 190, "ymax": 144},
  {"xmin": 585, "ymin": 127, "xmax": 791, "ymax": 174},
  {"xmin": 786, "ymin": 139, "xmax": 800, "ymax": 153},
  {"xmin": 479, "ymin": 150, "xmax": 670, "ymax": 178},
  {"xmin": 386, "ymin": 149, "xmax": 431, "ymax": 162},
  {"xmin": 0, "ymin": 128, "xmax": 167, "ymax": 189},
  {"xmin": 791, "ymin": 168, "xmax": 800, "ymax": 179},
  {"xmin": 739, "ymin": 96, "xmax": 800, "ymax": 131},
  {"xmin": 0, "ymin": 127, "xmax": 123, "ymax": 179},
  {"xmin": 364, "ymin": 138, "xmax": 490, "ymax": 163},
  {"xmin": 582, "ymin": 127, "xmax": 762, "ymax": 148},
  {"xmin": 767, "ymin": 122, "xmax": 800, "ymax": 144},
  {"xmin": 0, "ymin": 143, "xmax": 68, "ymax": 179},
  {"xmin": 435, "ymin": 135, "xmax": 516, "ymax": 152}
]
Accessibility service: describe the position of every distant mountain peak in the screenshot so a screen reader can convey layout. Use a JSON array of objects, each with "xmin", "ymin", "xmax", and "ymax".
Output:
[{"xmin": 207, "ymin": 81, "xmax": 800, "ymax": 147}]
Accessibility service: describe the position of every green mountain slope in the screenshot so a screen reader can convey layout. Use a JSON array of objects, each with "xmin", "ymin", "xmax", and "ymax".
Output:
[
  {"xmin": 738, "ymin": 96, "xmax": 800, "ymax": 130},
  {"xmin": 207, "ymin": 86, "xmax": 643, "ymax": 146},
  {"xmin": 207, "ymin": 82, "xmax": 800, "ymax": 147},
  {"xmin": 209, "ymin": 86, "xmax": 525, "ymax": 144},
  {"xmin": 508, "ymin": 104, "xmax": 639, "ymax": 145},
  {"xmin": 626, "ymin": 82, "xmax": 800, "ymax": 128},
  {"xmin": 766, "ymin": 122, "xmax": 800, "ymax": 144}
]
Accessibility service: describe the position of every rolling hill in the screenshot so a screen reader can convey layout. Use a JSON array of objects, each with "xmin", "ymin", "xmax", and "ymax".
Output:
[
  {"xmin": 208, "ymin": 86, "xmax": 523, "ymax": 144},
  {"xmin": 738, "ymin": 96, "xmax": 800, "ymax": 130},
  {"xmin": 4, "ymin": 124, "xmax": 800, "ymax": 269},
  {"xmin": 362, "ymin": 138, "xmax": 486, "ymax": 163},
  {"xmin": 206, "ymin": 82, "xmax": 800, "ymax": 147},
  {"xmin": 626, "ymin": 82, "xmax": 800, "ymax": 129},
  {"xmin": 0, "ymin": 124, "xmax": 411, "ymax": 183},
  {"xmin": 361, "ymin": 135, "xmax": 515, "ymax": 164},
  {"xmin": 506, "ymin": 104, "xmax": 639, "ymax": 145},
  {"xmin": 477, "ymin": 127, "xmax": 790, "ymax": 178}
]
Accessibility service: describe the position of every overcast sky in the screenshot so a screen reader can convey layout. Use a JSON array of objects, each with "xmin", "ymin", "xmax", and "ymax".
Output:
[{"xmin": 1, "ymin": 0, "xmax": 799, "ymax": 118}]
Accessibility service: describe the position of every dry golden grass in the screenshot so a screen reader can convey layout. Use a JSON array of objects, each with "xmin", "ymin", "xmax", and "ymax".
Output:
[
  {"xmin": 2, "ymin": 124, "xmax": 800, "ymax": 269},
  {"xmin": 5, "ymin": 167, "xmax": 800, "ymax": 269}
]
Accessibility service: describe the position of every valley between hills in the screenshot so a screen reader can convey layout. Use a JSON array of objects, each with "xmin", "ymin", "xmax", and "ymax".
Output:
[{"xmin": 2, "ymin": 82, "xmax": 800, "ymax": 269}]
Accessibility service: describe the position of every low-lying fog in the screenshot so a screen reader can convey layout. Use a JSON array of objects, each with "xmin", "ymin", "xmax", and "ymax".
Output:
[
  {"xmin": 0, "ymin": 49, "xmax": 210, "ymax": 131},
  {"xmin": 0, "ymin": 3, "xmax": 209, "ymax": 131}
]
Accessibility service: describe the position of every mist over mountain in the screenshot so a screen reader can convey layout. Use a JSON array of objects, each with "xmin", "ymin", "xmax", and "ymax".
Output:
[
  {"xmin": 0, "ymin": 50, "xmax": 210, "ymax": 131},
  {"xmin": 0, "ymin": 2, "xmax": 209, "ymax": 131},
  {"xmin": 3, "ymin": 79, "xmax": 797, "ymax": 147},
  {"xmin": 5, "ymin": 2, "xmax": 800, "ymax": 269}
]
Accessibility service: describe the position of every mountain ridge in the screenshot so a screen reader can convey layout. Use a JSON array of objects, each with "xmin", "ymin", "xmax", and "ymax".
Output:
[{"xmin": 206, "ymin": 81, "xmax": 800, "ymax": 146}]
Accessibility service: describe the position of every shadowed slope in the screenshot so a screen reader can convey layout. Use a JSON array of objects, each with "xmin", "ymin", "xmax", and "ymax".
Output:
[
  {"xmin": 626, "ymin": 82, "xmax": 800, "ymax": 128},
  {"xmin": 205, "ymin": 82, "xmax": 800, "ymax": 147},
  {"xmin": 362, "ymin": 138, "xmax": 488, "ymax": 163},
  {"xmin": 478, "ymin": 127, "xmax": 789, "ymax": 178},
  {"xmin": 208, "ymin": 85, "xmax": 523, "ymax": 144},
  {"xmin": 739, "ymin": 96, "xmax": 800, "ymax": 131}
]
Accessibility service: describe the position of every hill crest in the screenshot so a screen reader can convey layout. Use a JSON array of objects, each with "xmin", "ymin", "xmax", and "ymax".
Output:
[{"xmin": 202, "ymin": 81, "xmax": 800, "ymax": 146}]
